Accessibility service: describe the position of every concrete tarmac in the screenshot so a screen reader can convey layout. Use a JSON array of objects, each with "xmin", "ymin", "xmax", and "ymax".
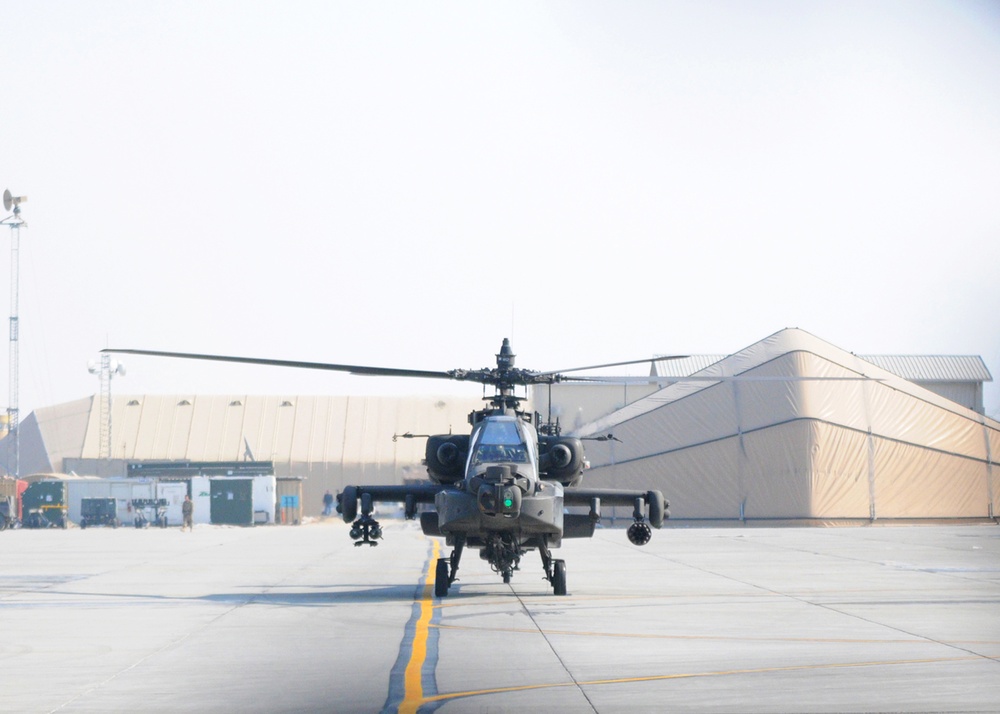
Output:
[{"xmin": 0, "ymin": 520, "xmax": 998, "ymax": 713}]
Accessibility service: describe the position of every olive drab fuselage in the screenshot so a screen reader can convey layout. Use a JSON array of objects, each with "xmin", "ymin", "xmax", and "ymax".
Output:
[{"xmin": 433, "ymin": 412, "xmax": 568, "ymax": 548}]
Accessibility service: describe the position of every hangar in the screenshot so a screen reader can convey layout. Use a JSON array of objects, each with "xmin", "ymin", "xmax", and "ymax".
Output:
[
  {"xmin": 1, "ymin": 328, "xmax": 996, "ymax": 521},
  {"xmin": 3, "ymin": 394, "xmax": 484, "ymax": 517},
  {"xmin": 573, "ymin": 329, "xmax": 999, "ymax": 522}
]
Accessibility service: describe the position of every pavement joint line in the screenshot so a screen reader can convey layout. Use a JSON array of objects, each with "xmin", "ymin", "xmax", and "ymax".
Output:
[
  {"xmin": 43, "ymin": 532, "xmax": 327, "ymax": 713},
  {"xmin": 512, "ymin": 581, "xmax": 599, "ymax": 714},
  {"xmin": 418, "ymin": 654, "xmax": 987, "ymax": 708},
  {"xmin": 603, "ymin": 529, "xmax": 1000, "ymax": 666},
  {"xmin": 47, "ymin": 599, "xmax": 248, "ymax": 713},
  {"xmin": 429, "ymin": 622, "xmax": 1000, "ymax": 646},
  {"xmin": 5, "ymin": 522, "xmax": 997, "ymax": 711}
]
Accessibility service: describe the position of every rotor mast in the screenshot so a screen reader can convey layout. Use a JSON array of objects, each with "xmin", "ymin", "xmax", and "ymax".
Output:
[{"xmin": 493, "ymin": 337, "xmax": 520, "ymax": 412}]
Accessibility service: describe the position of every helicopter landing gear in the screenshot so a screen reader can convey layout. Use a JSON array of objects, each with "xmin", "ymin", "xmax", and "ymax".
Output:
[
  {"xmin": 540, "ymin": 542, "xmax": 567, "ymax": 596},
  {"xmin": 349, "ymin": 493, "xmax": 382, "ymax": 546},
  {"xmin": 435, "ymin": 537, "xmax": 465, "ymax": 597},
  {"xmin": 435, "ymin": 558, "xmax": 449, "ymax": 597},
  {"xmin": 552, "ymin": 560, "xmax": 567, "ymax": 596}
]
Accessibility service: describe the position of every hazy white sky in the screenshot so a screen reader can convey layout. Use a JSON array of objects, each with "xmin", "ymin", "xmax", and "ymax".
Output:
[{"xmin": 2, "ymin": 1, "xmax": 999, "ymax": 418}]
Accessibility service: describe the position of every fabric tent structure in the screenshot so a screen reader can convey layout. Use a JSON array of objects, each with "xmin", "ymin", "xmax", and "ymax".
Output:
[
  {"xmin": 3, "ymin": 394, "xmax": 485, "ymax": 516},
  {"xmin": 575, "ymin": 329, "xmax": 999, "ymax": 522}
]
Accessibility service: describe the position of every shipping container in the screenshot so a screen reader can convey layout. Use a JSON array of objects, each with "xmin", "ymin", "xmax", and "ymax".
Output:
[{"xmin": 66, "ymin": 479, "xmax": 156, "ymax": 526}]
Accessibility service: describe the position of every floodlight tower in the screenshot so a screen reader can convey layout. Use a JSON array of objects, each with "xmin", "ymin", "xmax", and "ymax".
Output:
[
  {"xmin": 2, "ymin": 189, "xmax": 26, "ymax": 478},
  {"xmin": 89, "ymin": 355, "xmax": 126, "ymax": 460}
]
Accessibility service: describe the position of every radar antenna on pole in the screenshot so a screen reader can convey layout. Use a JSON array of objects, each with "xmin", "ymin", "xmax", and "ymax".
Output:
[{"xmin": 2, "ymin": 189, "xmax": 27, "ymax": 478}]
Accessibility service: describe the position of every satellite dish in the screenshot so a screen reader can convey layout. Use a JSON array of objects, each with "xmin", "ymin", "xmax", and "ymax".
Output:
[
  {"xmin": 87, "ymin": 360, "xmax": 98, "ymax": 374},
  {"xmin": 3, "ymin": 189, "xmax": 26, "ymax": 212}
]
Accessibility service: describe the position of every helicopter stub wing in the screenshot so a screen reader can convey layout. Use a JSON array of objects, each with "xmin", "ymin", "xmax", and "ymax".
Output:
[
  {"xmin": 335, "ymin": 482, "xmax": 445, "ymax": 523},
  {"xmin": 564, "ymin": 487, "xmax": 668, "ymax": 528}
]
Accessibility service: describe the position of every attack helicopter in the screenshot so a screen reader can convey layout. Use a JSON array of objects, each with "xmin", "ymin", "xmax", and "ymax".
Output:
[{"xmin": 103, "ymin": 339, "xmax": 674, "ymax": 596}]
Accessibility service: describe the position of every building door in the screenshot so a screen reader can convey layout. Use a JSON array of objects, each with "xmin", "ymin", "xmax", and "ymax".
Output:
[{"xmin": 210, "ymin": 479, "xmax": 253, "ymax": 525}]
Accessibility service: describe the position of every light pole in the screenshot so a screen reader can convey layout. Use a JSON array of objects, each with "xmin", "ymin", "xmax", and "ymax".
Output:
[
  {"xmin": 2, "ymin": 189, "xmax": 26, "ymax": 478},
  {"xmin": 88, "ymin": 355, "xmax": 126, "ymax": 460}
]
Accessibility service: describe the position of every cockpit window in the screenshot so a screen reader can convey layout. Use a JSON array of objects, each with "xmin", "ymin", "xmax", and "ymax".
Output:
[
  {"xmin": 479, "ymin": 420, "xmax": 522, "ymax": 446},
  {"xmin": 471, "ymin": 420, "xmax": 528, "ymax": 464},
  {"xmin": 472, "ymin": 444, "xmax": 527, "ymax": 464}
]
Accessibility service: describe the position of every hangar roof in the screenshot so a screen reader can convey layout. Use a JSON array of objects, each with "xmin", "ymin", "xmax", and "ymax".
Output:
[
  {"xmin": 579, "ymin": 328, "xmax": 1000, "ymax": 439},
  {"xmin": 7, "ymin": 394, "xmax": 485, "ymax": 477},
  {"xmin": 651, "ymin": 355, "xmax": 727, "ymax": 376},
  {"xmin": 857, "ymin": 355, "xmax": 992, "ymax": 383},
  {"xmin": 653, "ymin": 353, "xmax": 991, "ymax": 384}
]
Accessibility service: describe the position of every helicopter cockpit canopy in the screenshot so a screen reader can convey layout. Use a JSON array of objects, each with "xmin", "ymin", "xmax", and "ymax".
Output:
[{"xmin": 470, "ymin": 417, "xmax": 532, "ymax": 466}]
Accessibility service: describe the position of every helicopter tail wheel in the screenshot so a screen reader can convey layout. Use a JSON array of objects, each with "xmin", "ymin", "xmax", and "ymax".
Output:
[
  {"xmin": 552, "ymin": 560, "xmax": 567, "ymax": 596},
  {"xmin": 627, "ymin": 520, "xmax": 652, "ymax": 546},
  {"xmin": 435, "ymin": 558, "xmax": 450, "ymax": 597}
]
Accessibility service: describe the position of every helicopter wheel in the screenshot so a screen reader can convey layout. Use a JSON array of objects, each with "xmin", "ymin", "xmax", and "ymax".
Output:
[
  {"xmin": 552, "ymin": 560, "xmax": 567, "ymax": 596},
  {"xmin": 435, "ymin": 558, "xmax": 450, "ymax": 597}
]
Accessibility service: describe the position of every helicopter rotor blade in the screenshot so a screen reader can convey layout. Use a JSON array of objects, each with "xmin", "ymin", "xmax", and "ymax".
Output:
[
  {"xmin": 536, "ymin": 355, "xmax": 690, "ymax": 377},
  {"xmin": 559, "ymin": 374, "xmax": 885, "ymax": 384},
  {"xmin": 101, "ymin": 349, "xmax": 456, "ymax": 380}
]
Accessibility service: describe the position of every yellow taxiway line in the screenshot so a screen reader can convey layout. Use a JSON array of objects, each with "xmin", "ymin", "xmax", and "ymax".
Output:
[
  {"xmin": 399, "ymin": 539, "xmax": 439, "ymax": 714},
  {"xmin": 394, "ymin": 543, "xmax": 989, "ymax": 711}
]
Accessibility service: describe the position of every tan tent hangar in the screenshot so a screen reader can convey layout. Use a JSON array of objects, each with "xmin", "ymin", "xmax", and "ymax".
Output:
[{"xmin": 575, "ymin": 329, "xmax": 999, "ymax": 522}]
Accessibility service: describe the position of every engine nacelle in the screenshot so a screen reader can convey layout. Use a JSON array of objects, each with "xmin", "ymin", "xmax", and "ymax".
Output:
[
  {"xmin": 538, "ymin": 436, "xmax": 585, "ymax": 487},
  {"xmin": 425, "ymin": 434, "xmax": 469, "ymax": 484}
]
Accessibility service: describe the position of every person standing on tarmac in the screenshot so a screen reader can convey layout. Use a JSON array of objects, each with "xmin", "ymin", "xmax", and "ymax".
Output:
[
  {"xmin": 322, "ymin": 490, "xmax": 334, "ymax": 517},
  {"xmin": 181, "ymin": 494, "xmax": 194, "ymax": 531}
]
